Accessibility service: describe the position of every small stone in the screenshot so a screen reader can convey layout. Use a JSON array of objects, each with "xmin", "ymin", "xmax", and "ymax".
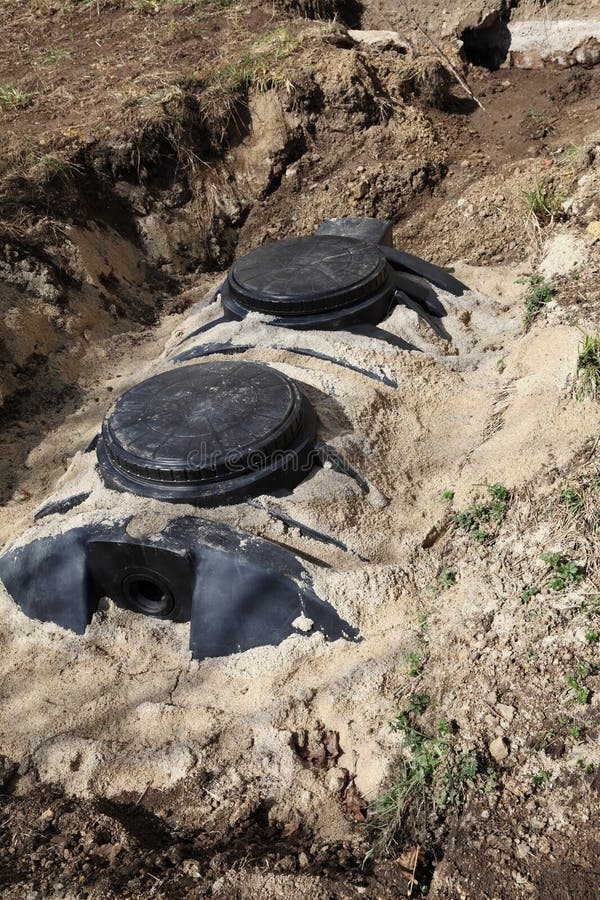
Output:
[
  {"xmin": 182, "ymin": 859, "xmax": 201, "ymax": 879},
  {"xmin": 347, "ymin": 29, "xmax": 408, "ymax": 51},
  {"xmin": 353, "ymin": 181, "xmax": 369, "ymax": 200},
  {"xmin": 327, "ymin": 768, "xmax": 347, "ymax": 796},
  {"xmin": 298, "ymin": 851, "xmax": 310, "ymax": 869},
  {"xmin": 489, "ymin": 736, "xmax": 509, "ymax": 762},
  {"xmin": 292, "ymin": 615, "xmax": 313, "ymax": 633},
  {"xmin": 586, "ymin": 220, "xmax": 600, "ymax": 240},
  {"xmin": 366, "ymin": 486, "xmax": 389, "ymax": 508},
  {"xmin": 497, "ymin": 703, "xmax": 515, "ymax": 723}
]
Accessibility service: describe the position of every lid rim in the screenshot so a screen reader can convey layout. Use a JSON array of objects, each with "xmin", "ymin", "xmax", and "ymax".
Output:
[
  {"xmin": 228, "ymin": 235, "xmax": 390, "ymax": 315},
  {"xmin": 97, "ymin": 362, "xmax": 317, "ymax": 503}
]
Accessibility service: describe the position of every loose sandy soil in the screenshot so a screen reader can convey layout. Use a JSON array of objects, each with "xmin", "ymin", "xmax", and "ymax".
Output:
[{"xmin": 1, "ymin": 1, "xmax": 600, "ymax": 898}]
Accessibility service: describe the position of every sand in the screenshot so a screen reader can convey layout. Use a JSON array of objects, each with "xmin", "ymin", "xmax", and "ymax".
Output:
[{"xmin": 1, "ymin": 243, "xmax": 599, "ymax": 845}]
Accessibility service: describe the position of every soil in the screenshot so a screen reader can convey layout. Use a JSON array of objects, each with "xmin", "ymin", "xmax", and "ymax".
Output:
[{"xmin": 1, "ymin": 1, "xmax": 600, "ymax": 898}]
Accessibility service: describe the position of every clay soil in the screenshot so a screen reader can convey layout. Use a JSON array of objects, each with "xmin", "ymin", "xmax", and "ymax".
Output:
[{"xmin": 1, "ymin": 1, "xmax": 600, "ymax": 898}]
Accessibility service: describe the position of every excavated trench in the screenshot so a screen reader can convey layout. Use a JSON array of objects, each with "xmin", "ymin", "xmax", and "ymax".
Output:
[{"xmin": 0, "ymin": 39, "xmax": 449, "ymax": 507}]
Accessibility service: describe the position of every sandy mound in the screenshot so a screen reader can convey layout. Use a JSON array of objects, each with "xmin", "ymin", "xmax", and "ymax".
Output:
[{"xmin": 2, "ymin": 248, "xmax": 598, "ymax": 858}]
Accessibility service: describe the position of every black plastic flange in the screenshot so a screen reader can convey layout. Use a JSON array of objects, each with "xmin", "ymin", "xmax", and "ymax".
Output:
[{"xmin": 0, "ymin": 518, "xmax": 360, "ymax": 659}]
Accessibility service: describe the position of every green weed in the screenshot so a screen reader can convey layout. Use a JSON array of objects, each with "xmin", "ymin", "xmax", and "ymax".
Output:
[
  {"xmin": 442, "ymin": 489, "xmax": 455, "ymax": 501},
  {"xmin": 42, "ymin": 48, "xmax": 71, "ymax": 63},
  {"xmin": 531, "ymin": 770, "xmax": 550, "ymax": 789},
  {"xmin": 517, "ymin": 273, "xmax": 555, "ymax": 328},
  {"xmin": 520, "ymin": 585, "xmax": 540, "ymax": 603},
  {"xmin": 405, "ymin": 651, "xmax": 422, "ymax": 677},
  {"xmin": 585, "ymin": 631, "xmax": 599, "ymax": 645},
  {"xmin": 527, "ymin": 110, "xmax": 550, "ymax": 123},
  {"xmin": 526, "ymin": 109, "xmax": 555, "ymax": 137},
  {"xmin": 0, "ymin": 85, "xmax": 30, "ymax": 111},
  {"xmin": 454, "ymin": 483, "xmax": 510, "ymax": 542},
  {"xmin": 211, "ymin": 28, "xmax": 293, "ymax": 94},
  {"xmin": 540, "ymin": 552, "xmax": 585, "ymax": 591},
  {"xmin": 438, "ymin": 568, "xmax": 456, "ymax": 588},
  {"xmin": 576, "ymin": 660, "xmax": 593, "ymax": 679},
  {"xmin": 578, "ymin": 595, "xmax": 600, "ymax": 615},
  {"xmin": 574, "ymin": 329, "xmax": 600, "ymax": 400},
  {"xmin": 566, "ymin": 676, "xmax": 591, "ymax": 705},
  {"xmin": 30, "ymin": 155, "xmax": 75, "ymax": 182},
  {"xmin": 559, "ymin": 486, "xmax": 585, "ymax": 514},
  {"xmin": 525, "ymin": 177, "xmax": 564, "ymax": 224},
  {"xmin": 366, "ymin": 694, "xmax": 479, "ymax": 858}
]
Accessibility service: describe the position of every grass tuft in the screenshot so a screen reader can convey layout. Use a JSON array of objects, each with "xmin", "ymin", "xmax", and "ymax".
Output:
[
  {"xmin": 365, "ymin": 695, "xmax": 480, "ymax": 859},
  {"xmin": 525, "ymin": 177, "xmax": 564, "ymax": 224},
  {"xmin": 566, "ymin": 675, "xmax": 591, "ymax": 705},
  {"xmin": 521, "ymin": 585, "xmax": 540, "ymax": 603},
  {"xmin": 0, "ymin": 85, "xmax": 31, "ymax": 111},
  {"xmin": 559, "ymin": 486, "xmax": 585, "ymax": 514},
  {"xmin": 517, "ymin": 273, "xmax": 555, "ymax": 328},
  {"xmin": 405, "ymin": 651, "xmax": 422, "ymax": 677},
  {"xmin": 438, "ymin": 568, "xmax": 456, "ymax": 587},
  {"xmin": 573, "ymin": 329, "xmax": 600, "ymax": 401}
]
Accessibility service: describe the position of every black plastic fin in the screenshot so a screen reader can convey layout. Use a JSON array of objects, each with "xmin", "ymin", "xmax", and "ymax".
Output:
[
  {"xmin": 281, "ymin": 346, "xmax": 398, "ymax": 388},
  {"xmin": 0, "ymin": 525, "xmax": 119, "ymax": 633},
  {"xmin": 347, "ymin": 323, "xmax": 420, "ymax": 352},
  {"xmin": 381, "ymin": 247, "xmax": 467, "ymax": 297},
  {"xmin": 176, "ymin": 311, "xmax": 234, "ymax": 347},
  {"xmin": 399, "ymin": 294, "xmax": 453, "ymax": 343},
  {"xmin": 34, "ymin": 492, "xmax": 91, "ymax": 522},
  {"xmin": 247, "ymin": 501, "xmax": 349, "ymax": 552},
  {"xmin": 84, "ymin": 434, "xmax": 99, "ymax": 453},
  {"xmin": 316, "ymin": 442, "xmax": 370, "ymax": 494},
  {"xmin": 315, "ymin": 216, "xmax": 394, "ymax": 247},
  {"xmin": 189, "ymin": 544, "xmax": 353, "ymax": 658},
  {"xmin": 172, "ymin": 342, "xmax": 252, "ymax": 363},
  {"xmin": 394, "ymin": 273, "xmax": 448, "ymax": 318}
]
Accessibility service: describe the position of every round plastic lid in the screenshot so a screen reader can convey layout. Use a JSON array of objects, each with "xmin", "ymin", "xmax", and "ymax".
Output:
[
  {"xmin": 227, "ymin": 235, "xmax": 390, "ymax": 316},
  {"xmin": 97, "ymin": 361, "xmax": 316, "ymax": 503}
]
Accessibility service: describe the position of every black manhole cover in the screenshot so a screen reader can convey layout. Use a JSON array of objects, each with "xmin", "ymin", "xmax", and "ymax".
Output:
[
  {"xmin": 97, "ymin": 361, "xmax": 317, "ymax": 505},
  {"xmin": 222, "ymin": 234, "xmax": 398, "ymax": 327}
]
